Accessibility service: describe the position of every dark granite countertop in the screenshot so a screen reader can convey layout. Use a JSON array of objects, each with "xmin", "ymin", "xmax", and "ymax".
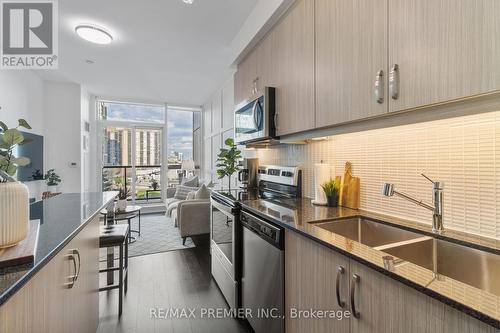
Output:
[
  {"xmin": 241, "ymin": 197, "xmax": 500, "ymax": 328},
  {"xmin": 0, "ymin": 192, "xmax": 117, "ymax": 306}
]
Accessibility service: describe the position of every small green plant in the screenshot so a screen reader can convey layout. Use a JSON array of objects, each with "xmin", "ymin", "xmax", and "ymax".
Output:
[
  {"xmin": 321, "ymin": 178, "xmax": 340, "ymax": 207},
  {"xmin": 45, "ymin": 169, "xmax": 61, "ymax": 186},
  {"xmin": 117, "ymin": 187, "xmax": 130, "ymax": 200},
  {"xmin": 0, "ymin": 118, "xmax": 33, "ymax": 180},
  {"xmin": 216, "ymin": 138, "xmax": 241, "ymax": 191}
]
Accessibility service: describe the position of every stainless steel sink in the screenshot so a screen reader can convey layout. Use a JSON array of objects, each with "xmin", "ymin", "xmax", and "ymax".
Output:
[
  {"xmin": 311, "ymin": 217, "xmax": 423, "ymax": 248},
  {"xmin": 383, "ymin": 238, "xmax": 500, "ymax": 296}
]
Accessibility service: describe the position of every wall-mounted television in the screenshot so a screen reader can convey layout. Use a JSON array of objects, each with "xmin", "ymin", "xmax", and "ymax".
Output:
[{"xmin": 15, "ymin": 132, "xmax": 44, "ymax": 182}]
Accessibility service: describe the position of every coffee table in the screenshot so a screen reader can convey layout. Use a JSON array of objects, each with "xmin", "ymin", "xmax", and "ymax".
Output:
[{"xmin": 101, "ymin": 205, "xmax": 142, "ymax": 244}]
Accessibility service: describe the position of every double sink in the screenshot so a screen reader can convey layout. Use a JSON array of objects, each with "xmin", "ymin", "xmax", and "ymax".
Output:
[{"xmin": 311, "ymin": 217, "xmax": 500, "ymax": 297}]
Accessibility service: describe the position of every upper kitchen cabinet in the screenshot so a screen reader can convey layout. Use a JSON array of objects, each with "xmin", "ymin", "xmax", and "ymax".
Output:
[
  {"xmin": 270, "ymin": 0, "xmax": 315, "ymax": 136},
  {"xmin": 234, "ymin": 50, "xmax": 257, "ymax": 107},
  {"xmin": 315, "ymin": 0, "xmax": 388, "ymax": 127},
  {"xmin": 388, "ymin": 0, "xmax": 500, "ymax": 112}
]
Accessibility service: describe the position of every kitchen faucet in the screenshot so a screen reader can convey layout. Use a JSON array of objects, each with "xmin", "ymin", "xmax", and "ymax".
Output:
[{"xmin": 382, "ymin": 174, "xmax": 444, "ymax": 234}]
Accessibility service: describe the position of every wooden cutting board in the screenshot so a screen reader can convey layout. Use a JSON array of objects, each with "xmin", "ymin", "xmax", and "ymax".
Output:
[
  {"xmin": 0, "ymin": 220, "xmax": 40, "ymax": 269},
  {"xmin": 339, "ymin": 162, "xmax": 360, "ymax": 209}
]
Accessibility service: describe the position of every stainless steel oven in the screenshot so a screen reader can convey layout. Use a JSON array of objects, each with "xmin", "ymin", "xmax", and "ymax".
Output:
[
  {"xmin": 234, "ymin": 87, "xmax": 276, "ymax": 145},
  {"xmin": 210, "ymin": 193, "xmax": 240, "ymax": 309}
]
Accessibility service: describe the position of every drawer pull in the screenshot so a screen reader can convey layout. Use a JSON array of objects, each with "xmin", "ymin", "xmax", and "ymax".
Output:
[
  {"xmin": 336, "ymin": 266, "xmax": 346, "ymax": 308},
  {"xmin": 350, "ymin": 273, "xmax": 361, "ymax": 319},
  {"xmin": 389, "ymin": 64, "xmax": 399, "ymax": 100}
]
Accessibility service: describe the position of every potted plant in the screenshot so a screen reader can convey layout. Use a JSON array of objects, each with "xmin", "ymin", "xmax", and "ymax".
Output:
[
  {"xmin": 151, "ymin": 178, "xmax": 159, "ymax": 191},
  {"xmin": 0, "ymin": 118, "xmax": 32, "ymax": 248},
  {"xmin": 30, "ymin": 169, "xmax": 44, "ymax": 180},
  {"xmin": 216, "ymin": 138, "xmax": 241, "ymax": 191},
  {"xmin": 116, "ymin": 187, "xmax": 129, "ymax": 211},
  {"xmin": 44, "ymin": 169, "xmax": 61, "ymax": 192},
  {"xmin": 321, "ymin": 178, "xmax": 340, "ymax": 207}
]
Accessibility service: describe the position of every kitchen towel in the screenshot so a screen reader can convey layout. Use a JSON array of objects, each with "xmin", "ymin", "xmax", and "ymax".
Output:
[{"xmin": 312, "ymin": 163, "xmax": 331, "ymax": 206}]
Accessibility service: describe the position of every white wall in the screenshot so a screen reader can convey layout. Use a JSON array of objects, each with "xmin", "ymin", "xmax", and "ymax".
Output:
[
  {"xmin": 0, "ymin": 71, "xmax": 45, "ymax": 136},
  {"xmin": 44, "ymin": 82, "xmax": 82, "ymax": 193}
]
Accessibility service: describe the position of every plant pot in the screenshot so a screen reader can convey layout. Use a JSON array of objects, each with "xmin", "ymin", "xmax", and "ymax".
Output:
[
  {"xmin": 47, "ymin": 185, "xmax": 58, "ymax": 193},
  {"xmin": 116, "ymin": 199, "xmax": 127, "ymax": 212},
  {"xmin": 0, "ymin": 182, "xmax": 29, "ymax": 248},
  {"xmin": 326, "ymin": 195, "xmax": 339, "ymax": 208}
]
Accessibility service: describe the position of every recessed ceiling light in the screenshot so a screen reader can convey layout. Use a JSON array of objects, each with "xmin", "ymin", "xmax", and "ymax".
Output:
[
  {"xmin": 182, "ymin": 0, "xmax": 194, "ymax": 4},
  {"xmin": 75, "ymin": 24, "xmax": 113, "ymax": 45}
]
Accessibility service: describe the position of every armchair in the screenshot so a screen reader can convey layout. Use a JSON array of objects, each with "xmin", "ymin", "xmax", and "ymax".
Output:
[{"xmin": 176, "ymin": 199, "xmax": 210, "ymax": 245}]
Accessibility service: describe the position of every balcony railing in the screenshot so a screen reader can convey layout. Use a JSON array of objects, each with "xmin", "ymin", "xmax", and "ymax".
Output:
[{"xmin": 102, "ymin": 164, "xmax": 200, "ymax": 202}]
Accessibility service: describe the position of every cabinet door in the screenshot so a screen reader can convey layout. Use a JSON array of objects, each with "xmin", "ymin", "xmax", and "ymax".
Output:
[
  {"xmin": 234, "ymin": 51, "xmax": 257, "ymax": 107},
  {"xmin": 315, "ymin": 0, "xmax": 388, "ymax": 127},
  {"xmin": 285, "ymin": 230, "xmax": 350, "ymax": 333},
  {"xmin": 389, "ymin": 0, "xmax": 500, "ymax": 112},
  {"xmin": 349, "ymin": 260, "xmax": 496, "ymax": 333},
  {"xmin": 271, "ymin": 0, "xmax": 315, "ymax": 136}
]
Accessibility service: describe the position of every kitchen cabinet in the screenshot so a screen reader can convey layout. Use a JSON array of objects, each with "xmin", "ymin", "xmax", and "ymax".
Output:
[
  {"xmin": 315, "ymin": 0, "xmax": 388, "ymax": 127},
  {"xmin": 285, "ymin": 230, "xmax": 496, "ymax": 333},
  {"xmin": 234, "ymin": 50, "xmax": 257, "ymax": 107},
  {"xmin": 268, "ymin": 0, "xmax": 315, "ymax": 136},
  {"xmin": 0, "ymin": 216, "xmax": 100, "ymax": 333},
  {"xmin": 388, "ymin": 0, "xmax": 500, "ymax": 113},
  {"xmin": 285, "ymin": 230, "xmax": 350, "ymax": 333}
]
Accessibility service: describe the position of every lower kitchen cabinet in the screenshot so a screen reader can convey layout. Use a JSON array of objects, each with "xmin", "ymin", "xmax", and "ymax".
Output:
[
  {"xmin": 0, "ymin": 216, "xmax": 100, "ymax": 333},
  {"xmin": 285, "ymin": 230, "xmax": 496, "ymax": 333},
  {"xmin": 285, "ymin": 230, "xmax": 350, "ymax": 333}
]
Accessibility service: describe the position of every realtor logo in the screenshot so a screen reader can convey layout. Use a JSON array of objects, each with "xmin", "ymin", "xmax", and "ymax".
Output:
[{"xmin": 1, "ymin": 0, "xmax": 58, "ymax": 69}]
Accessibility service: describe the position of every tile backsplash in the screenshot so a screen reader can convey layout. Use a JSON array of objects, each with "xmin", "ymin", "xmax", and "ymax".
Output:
[{"xmin": 257, "ymin": 111, "xmax": 500, "ymax": 239}]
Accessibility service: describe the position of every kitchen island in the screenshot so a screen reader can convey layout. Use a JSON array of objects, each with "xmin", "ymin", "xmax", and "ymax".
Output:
[{"xmin": 0, "ymin": 192, "xmax": 116, "ymax": 333}]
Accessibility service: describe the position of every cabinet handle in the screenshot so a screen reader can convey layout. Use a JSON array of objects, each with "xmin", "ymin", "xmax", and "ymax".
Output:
[
  {"xmin": 389, "ymin": 64, "xmax": 399, "ymax": 100},
  {"xmin": 350, "ymin": 274, "xmax": 361, "ymax": 319},
  {"xmin": 374, "ymin": 70, "xmax": 384, "ymax": 104},
  {"xmin": 64, "ymin": 252, "xmax": 78, "ymax": 289},
  {"xmin": 74, "ymin": 249, "xmax": 81, "ymax": 282},
  {"xmin": 336, "ymin": 266, "xmax": 346, "ymax": 308},
  {"xmin": 274, "ymin": 113, "xmax": 278, "ymax": 130}
]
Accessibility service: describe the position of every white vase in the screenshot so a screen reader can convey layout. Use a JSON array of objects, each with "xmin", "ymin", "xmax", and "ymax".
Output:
[
  {"xmin": 116, "ymin": 199, "xmax": 127, "ymax": 212},
  {"xmin": 47, "ymin": 185, "xmax": 58, "ymax": 193},
  {"xmin": 0, "ymin": 182, "xmax": 29, "ymax": 248}
]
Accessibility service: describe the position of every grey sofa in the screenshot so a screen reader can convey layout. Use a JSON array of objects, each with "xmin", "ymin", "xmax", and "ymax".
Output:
[{"xmin": 164, "ymin": 186, "xmax": 210, "ymax": 245}]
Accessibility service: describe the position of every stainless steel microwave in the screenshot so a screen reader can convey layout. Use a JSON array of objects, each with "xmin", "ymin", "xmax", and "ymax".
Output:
[{"xmin": 234, "ymin": 87, "xmax": 276, "ymax": 145}]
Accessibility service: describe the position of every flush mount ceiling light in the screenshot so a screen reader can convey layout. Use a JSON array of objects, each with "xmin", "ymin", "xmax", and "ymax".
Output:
[
  {"xmin": 75, "ymin": 24, "xmax": 113, "ymax": 45},
  {"xmin": 182, "ymin": 0, "xmax": 194, "ymax": 4}
]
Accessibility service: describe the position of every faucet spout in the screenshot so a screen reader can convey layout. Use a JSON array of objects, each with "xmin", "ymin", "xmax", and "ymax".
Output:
[{"xmin": 382, "ymin": 176, "xmax": 444, "ymax": 234}]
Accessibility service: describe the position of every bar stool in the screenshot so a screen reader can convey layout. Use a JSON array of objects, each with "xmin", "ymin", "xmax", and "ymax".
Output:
[{"xmin": 99, "ymin": 224, "xmax": 129, "ymax": 316}]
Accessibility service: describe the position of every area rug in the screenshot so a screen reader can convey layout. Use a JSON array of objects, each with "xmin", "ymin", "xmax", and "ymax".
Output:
[{"xmin": 102, "ymin": 213, "xmax": 195, "ymax": 258}]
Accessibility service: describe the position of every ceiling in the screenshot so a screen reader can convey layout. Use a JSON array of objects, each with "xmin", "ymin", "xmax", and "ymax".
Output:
[{"xmin": 37, "ymin": 0, "xmax": 258, "ymax": 106}]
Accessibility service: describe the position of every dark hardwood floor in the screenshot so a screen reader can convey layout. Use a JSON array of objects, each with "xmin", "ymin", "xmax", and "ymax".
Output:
[{"xmin": 97, "ymin": 236, "xmax": 253, "ymax": 333}]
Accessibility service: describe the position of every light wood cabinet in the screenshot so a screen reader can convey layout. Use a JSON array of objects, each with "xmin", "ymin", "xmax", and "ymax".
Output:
[
  {"xmin": 388, "ymin": 0, "xmax": 500, "ymax": 112},
  {"xmin": 234, "ymin": 50, "xmax": 257, "ymax": 107},
  {"xmin": 268, "ymin": 0, "xmax": 315, "ymax": 136},
  {"xmin": 285, "ymin": 230, "xmax": 350, "ymax": 333},
  {"xmin": 285, "ymin": 229, "xmax": 496, "ymax": 333},
  {"xmin": 0, "ymin": 216, "xmax": 100, "ymax": 333},
  {"xmin": 315, "ymin": 0, "xmax": 388, "ymax": 127}
]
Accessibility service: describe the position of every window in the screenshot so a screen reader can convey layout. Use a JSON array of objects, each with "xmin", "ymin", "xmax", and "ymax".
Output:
[{"xmin": 99, "ymin": 101, "xmax": 164, "ymax": 123}]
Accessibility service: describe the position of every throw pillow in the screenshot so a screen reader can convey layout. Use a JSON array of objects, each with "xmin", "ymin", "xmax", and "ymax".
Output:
[
  {"xmin": 182, "ymin": 176, "xmax": 199, "ymax": 187},
  {"xmin": 174, "ymin": 185, "xmax": 198, "ymax": 200},
  {"xmin": 186, "ymin": 191, "xmax": 196, "ymax": 200},
  {"xmin": 194, "ymin": 184, "xmax": 211, "ymax": 200}
]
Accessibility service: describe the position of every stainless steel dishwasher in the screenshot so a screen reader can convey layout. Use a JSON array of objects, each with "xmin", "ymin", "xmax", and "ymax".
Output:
[{"xmin": 241, "ymin": 210, "xmax": 284, "ymax": 333}]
